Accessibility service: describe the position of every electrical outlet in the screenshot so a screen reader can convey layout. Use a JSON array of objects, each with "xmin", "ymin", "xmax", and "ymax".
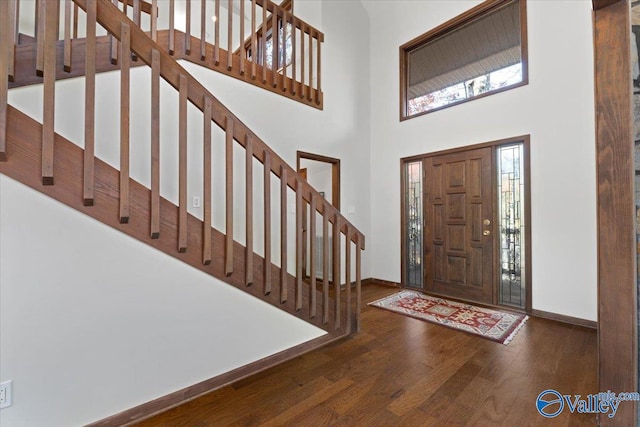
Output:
[
  {"xmin": 0, "ymin": 380, "xmax": 12, "ymax": 409},
  {"xmin": 192, "ymin": 196, "xmax": 201, "ymax": 208}
]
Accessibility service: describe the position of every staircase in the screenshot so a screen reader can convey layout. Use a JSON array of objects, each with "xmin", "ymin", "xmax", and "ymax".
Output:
[{"xmin": 0, "ymin": 0, "xmax": 362, "ymax": 413}]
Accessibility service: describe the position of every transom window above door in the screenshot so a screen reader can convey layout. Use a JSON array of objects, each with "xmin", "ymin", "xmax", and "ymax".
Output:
[{"xmin": 399, "ymin": 0, "xmax": 528, "ymax": 120}]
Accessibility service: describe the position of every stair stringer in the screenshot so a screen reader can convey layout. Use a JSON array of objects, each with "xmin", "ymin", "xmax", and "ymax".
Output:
[{"xmin": 0, "ymin": 105, "xmax": 344, "ymax": 336}]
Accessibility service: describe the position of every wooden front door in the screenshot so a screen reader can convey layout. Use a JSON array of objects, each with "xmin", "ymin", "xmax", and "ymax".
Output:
[{"xmin": 424, "ymin": 147, "xmax": 493, "ymax": 303}]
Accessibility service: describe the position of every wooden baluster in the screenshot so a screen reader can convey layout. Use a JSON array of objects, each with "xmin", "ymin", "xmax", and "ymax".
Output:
[
  {"xmin": 239, "ymin": 0, "xmax": 245, "ymax": 75},
  {"xmin": 333, "ymin": 213, "xmax": 341, "ymax": 329},
  {"xmin": 36, "ymin": 0, "xmax": 45, "ymax": 76},
  {"xmin": 245, "ymin": 135, "xmax": 254, "ymax": 285},
  {"xmin": 295, "ymin": 179, "xmax": 303, "ymax": 310},
  {"xmin": 178, "ymin": 74, "xmax": 188, "ymax": 251},
  {"xmin": 261, "ymin": 2, "xmax": 267, "ymax": 83},
  {"xmin": 7, "ymin": 0, "xmax": 17, "ymax": 81},
  {"xmin": 214, "ymin": 0, "xmax": 220, "ymax": 65},
  {"xmin": 299, "ymin": 25, "xmax": 304, "ymax": 98},
  {"xmin": 119, "ymin": 23, "xmax": 131, "ymax": 221},
  {"xmin": 322, "ymin": 210, "xmax": 329, "ymax": 323},
  {"xmin": 83, "ymin": 0, "xmax": 97, "ymax": 206},
  {"xmin": 227, "ymin": 0, "xmax": 233, "ymax": 70},
  {"xmin": 169, "ymin": 0, "xmax": 175, "ymax": 55},
  {"xmin": 345, "ymin": 229, "xmax": 351, "ymax": 334},
  {"xmin": 63, "ymin": 0, "xmax": 72, "ymax": 72},
  {"xmin": 110, "ymin": 0, "xmax": 119, "ymax": 64},
  {"xmin": 309, "ymin": 196, "xmax": 317, "ymax": 318},
  {"xmin": 250, "ymin": 0, "xmax": 256, "ymax": 79},
  {"xmin": 151, "ymin": 0, "xmax": 158, "ymax": 42},
  {"xmin": 0, "ymin": 0, "xmax": 8, "ymax": 161},
  {"xmin": 316, "ymin": 34, "xmax": 321, "ymax": 104},
  {"xmin": 280, "ymin": 165, "xmax": 288, "ymax": 303},
  {"xmin": 150, "ymin": 49, "xmax": 161, "ymax": 238},
  {"xmin": 308, "ymin": 29, "xmax": 313, "ymax": 101},
  {"xmin": 14, "ymin": 0, "xmax": 19, "ymax": 44},
  {"xmin": 291, "ymin": 17, "xmax": 296, "ymax": 95},
  {"xmin": 203, "ymin": 97, "xmax": 213, "ymax": 264},
  {"xmin": 271, "ymin": 7, "xmax": 277, "ymax": 88},
  {"xmin": 185, "ymin": 0, "xmax": 191, "ymax": 55},
  {"xmin": 200, "ymin": 0, "xmax": 206, "ymax": 59},
  {"xmin": 281, "ymin": 12, "xmax": 287, "ymax": 91},
  {"xmin": 355, "ymin": 236, "xmax": 362, "ymax": 332},
  {"xmin": 263, "ymin": 151, "xmax": 272, "ymax": 295},
  {"xmin": 225, "ymin": 116, "xmax": 234, "ymax": 275},
  {"xmin": 73, "ymin": 3, "xmax": 79, "ymax": 39},
  {"xmin": 130, "ymin": 0, "xmax": 139, "ymax": 62},
  {"xmin": 133, "ymin": 0, "xmax": 141, "ymax": 27},
  {"xmin": 42, "ymin": 0, "xmax": 59, "ymax": 185}
]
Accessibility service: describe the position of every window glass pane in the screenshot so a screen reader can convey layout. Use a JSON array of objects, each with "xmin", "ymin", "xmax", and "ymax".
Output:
[
  {"xmin": 498, "ymin": 144, "xmax": 525, "ymax": 308},
  {"xmin": 402, "ymin": 0, "xmax": 526, "ymax": 118},
  {"xmin": 405, "ymin": 161, "xmax": 423, "ymax": 288}
]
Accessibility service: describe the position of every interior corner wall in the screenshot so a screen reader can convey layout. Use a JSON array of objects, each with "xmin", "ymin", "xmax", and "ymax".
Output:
[{"xmin": 364, "ymin": 0, "xmax": 597, "ymax": 321}]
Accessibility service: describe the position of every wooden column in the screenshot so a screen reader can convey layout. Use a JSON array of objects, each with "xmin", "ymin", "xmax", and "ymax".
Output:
[
  {"xmin": 169, "ymin": 0, "xmax": 175, "ymax": 54},
  {"xmin": 200, "ymin": 0, "xmax": 206, "ymax": 59},
  {"xmin": 264, "ymin": 151, "xmax": 272, "ymax": 295},
  {"xmin": 42, "ymin": 0, "xmax": 59, "ymax": 185},
  {"xmin": 593, "ymin": 1, "xmax": 638, "ymax": 425},
  {"xmin": 0, "ymin": 0, "xmax": 9, "ymax": 161},
  {"xmin": 119, "ymin": 22, "xmax": 131, "ymax": 221},
  {"xmin": 150, "ymin": 49, "xmax": 161, "ymax": 238},
  {"xmin": 245, "ymin": 135, "xmax": 254, "ymax": 285},
  {"xmin": 280, "ymin": 166, "xmax": 288, "ymax": 303},
  {"xmin": 178, "ymin": 74, "xmax": 188, "ymax": 251},
  {"xmin": 295, "ymin": 179, "xmax": 303, "ymax": 310},
  {"xmin": 203, "ymin": 97, "xmax": 213, "ymax": 265},
  {"xmin": 185, "ymin": 0, "xmax": 191, "ymax": 55},
  {"xmin": 309, "ymin": 195, "xmax": 317, "ymax": 318},
  {"xmin": 83, "ymin": 0, "xmax": 97, "ymax": 205},
  {"xmin": 225, "ymin": 116, "xmax": 235, "ymax": 275}
]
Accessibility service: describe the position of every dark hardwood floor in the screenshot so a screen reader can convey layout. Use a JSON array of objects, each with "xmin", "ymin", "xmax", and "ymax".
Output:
[{"xmin": 136, "ymin": 284, "xmax": 597, "ymax": 426}]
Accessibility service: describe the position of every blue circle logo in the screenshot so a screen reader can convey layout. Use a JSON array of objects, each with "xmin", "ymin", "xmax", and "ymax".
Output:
[{"xmin": 536, "ymin": 389, "xmax": 564, "ymax": 418}]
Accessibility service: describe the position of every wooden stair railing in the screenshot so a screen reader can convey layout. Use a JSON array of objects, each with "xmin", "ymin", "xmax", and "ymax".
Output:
[
  {"xmin": 5, "ymin": 0, "xmax": 323, "ymax": 109},
  {"xmin": 0, "ymin": 0, "xmax": 361, "ymax": 335}
]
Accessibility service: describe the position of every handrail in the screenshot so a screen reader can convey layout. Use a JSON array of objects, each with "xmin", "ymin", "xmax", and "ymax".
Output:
[
  {"xmin": 0, "ymin": 0, "xmax": 363, "ymax": 333},
  {"xmin": 74, "ymin": 0, "xmax": 360, "ymax": 247}
]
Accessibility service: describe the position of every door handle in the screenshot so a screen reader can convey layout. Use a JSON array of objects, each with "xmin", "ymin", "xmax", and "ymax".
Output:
[
  {"xmin": 483, "ymin": 230, "xmax": 491, "ymax": 236},
  {"xmin": 483, "ymin": 219, "xmax": 491, "ymax": 226}
]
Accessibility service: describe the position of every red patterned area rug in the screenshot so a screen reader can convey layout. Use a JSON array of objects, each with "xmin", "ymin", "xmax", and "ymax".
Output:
[{"xmin": 368, "ymin": 290, "xmax": 528, "ymax": 345}]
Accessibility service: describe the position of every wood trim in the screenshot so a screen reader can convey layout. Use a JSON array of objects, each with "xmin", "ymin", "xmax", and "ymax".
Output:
[
  {"xmin": 362, "ymin": 278, "xmax": 596, "ymax": 329},
  {"xmin": 399, "ymin": 0, "xmax": 528, "ymax": 121},
  {"xmin": 85, "ymin": 333, "xmax": 342, "ymax": 427},
  {"xmin": 296, "ymin": 150, "xmax": 340, "ymax": 211},
  {"xmin": 593, "ymin": 1, "xmax": 638, "ymax": 425},
  {"xmin": 531, "ymin": 309, "xmax": 597, "ymax": 330},
  {"xmin": 362, "ymin": 278, "xmax": 402, "ymax": 288}
]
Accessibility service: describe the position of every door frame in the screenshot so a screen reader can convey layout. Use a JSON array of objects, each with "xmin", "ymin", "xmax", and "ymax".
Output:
[
  {"xmin": 296, "ymin": 151, "xmax": 341, "ymax": 210},
  {"xmin": 400, "ymin": 134, "xmax": 532, "ymax": 312}
]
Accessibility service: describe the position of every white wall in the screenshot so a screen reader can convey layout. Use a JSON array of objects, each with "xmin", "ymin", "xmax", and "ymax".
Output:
[
  {"xmin": 363, "ymin": 0, "xmax": 597, "ymax": 321},
  {"xmin": 0, "ymin": 175, "xmax": 325, "ymax": 427}
]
